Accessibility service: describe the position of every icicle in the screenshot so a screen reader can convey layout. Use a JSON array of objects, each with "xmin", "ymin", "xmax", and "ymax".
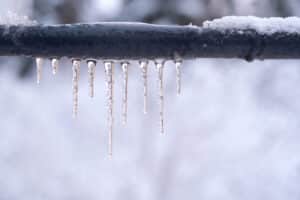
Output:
[
  {"xmin": 87, "ymin": 60, "xmax": 96, "ymax": 98},
  {"xmin": 175, "ymin": 60, "xmax": 182, "ymax": 95},
  {"xmin": 139, "ymin": 61, "xmax": 148, "ymax": 114},
  {"xmin": 35, "ymin": 57, "xmax": 43, "ymax": 84},
  {"xmin": 156, "ymin": 61, "xmax": 165, "ymax": 134},
  {"xmin": 72, "ymin": 59, "xmax": 80, "ymax": 118},
  {"xmin": 104, "ymin": 61, "xmax": 114, "ymax": 156},
  {"xmin": 51, "ymin": 58, "xmax": 59, "ymax": 75},
  {"xmin": 121, "ymin": 62, "xmax": 129, "ymax": 125}
]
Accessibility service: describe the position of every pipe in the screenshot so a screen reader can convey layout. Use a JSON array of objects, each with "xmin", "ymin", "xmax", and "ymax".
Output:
[{"xmin": 0, "ymin": 22, "xmax": 299, "ymax": 61}]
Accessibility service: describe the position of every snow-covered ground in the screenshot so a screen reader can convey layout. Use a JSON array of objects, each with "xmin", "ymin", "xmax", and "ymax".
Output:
[{"xmin": 1, "ymin": 58, "xmax": 300, "ymax": 200}]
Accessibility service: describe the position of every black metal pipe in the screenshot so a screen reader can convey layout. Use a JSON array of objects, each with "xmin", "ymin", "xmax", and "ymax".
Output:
[{"xmin": 0, "ymin": 22, "xmax": 300, "ymax": 61}]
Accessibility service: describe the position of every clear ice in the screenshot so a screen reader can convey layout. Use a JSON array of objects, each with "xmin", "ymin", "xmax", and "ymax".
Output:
[
  {"xmin": 72, "ymin": 59, "xmax": 80, "ymax": 118},
  {"xmin": 51, "ymin": 58, "xmax": 59, "ymax": 75},
  {"xmin": 175, "ymin": 60, "xmax": 182, "ymax": 95},
  {"xmin": 32, "ymin": 57, "xmax": 181, "ymax": 151},
  {"xmin": 36, "ymin": 57, "xmax": 43, "ymax": 84},
  {"xmin": 121, "ymin": 62, "xmax": 129, "ymax": 125},
  {"xmin": 156, "ymin": 61, "xmax": 165, "ymax": 134},
  {"xmin": 104, "ymin": 61, "xmax": 114, "ymax": 156},
  {"xmin": 139, "ymin": 61, "xmax": 148, "ymax": 114},
  {"xmin": 87, "ymin": 60, "xmax": 96, "ymax": 98}
]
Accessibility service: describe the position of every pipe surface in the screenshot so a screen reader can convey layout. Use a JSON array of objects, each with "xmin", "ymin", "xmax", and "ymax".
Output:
[{"xmin": 0, "ymin": 22, "xmax": 300, "ymax": 61}]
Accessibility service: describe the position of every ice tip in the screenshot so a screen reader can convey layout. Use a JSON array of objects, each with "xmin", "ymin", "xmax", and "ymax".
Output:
[
  {"xmin": 174, "ymin": 60, "xmax": 182, "ymax": 96},
  {"xmin": 87, "ymin": 60, "xmax": 96, "ymax": 98},
  {"xmin": 51, "ymin": 58, "xmax": 59, "ymax": 75},
  {"xmin": 35, "ymin": 57, "xmax": 43, "ymax": 85},
  {"xmin": 72, "ymin": 110, "xmax": 78, "ymax": 119}
]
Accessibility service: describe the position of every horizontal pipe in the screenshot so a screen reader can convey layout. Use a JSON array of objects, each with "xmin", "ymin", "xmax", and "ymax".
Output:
[{"xmin": 0, "ymin": 22, "xmax": 300, "ymax": 61}]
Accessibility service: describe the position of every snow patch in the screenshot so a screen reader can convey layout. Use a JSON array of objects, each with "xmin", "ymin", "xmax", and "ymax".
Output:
[
  {"xmin": 0, "ymin": 11, "xmax": 37, "ymax": 25},
  {"xmin": 203, "ymin": 16, "xmax": 300, "ymax": 34}
]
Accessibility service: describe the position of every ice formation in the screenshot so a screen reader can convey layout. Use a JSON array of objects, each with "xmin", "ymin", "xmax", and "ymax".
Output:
[
  {"xmin": 51, "ymin": 58, "xmax": 59, "ymax": 75},
  {"xmin": 121, "ymin": 62, "xmax": 129, "ymax": 125},
  {"xmin": 34, "ymin": 58, "xmax": 183, "ymax": 155},
  {"xmin": 175, "ymin": 60, "xmax": 182, "ymax": 95},
  {"xmin": 87, "ymin": 60, "xmax": 96, "ymax": 98},
  {"xmin": 156, "ymin": 61, "xmax": 165, "ymax": 134},
  {"xmin": 139, "ymin": 61, "xmax": 148, "ymax": 114},
  {"xmin": 72, "ymin": 60, "xmax": 80, "ymax": 118},
  {"xmin": 104, "ymin": 61, "xmax": 114, "ymax": 156},
  {"xmin": 35, "ymin": 58, "xmax": 43, "ymax": 84}
]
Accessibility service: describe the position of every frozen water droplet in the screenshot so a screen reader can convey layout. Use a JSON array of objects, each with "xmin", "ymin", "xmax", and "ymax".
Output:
[
  {"xmin": 51, "ymin": 58, "xmax": 59, "ymax": 75},
  {"xmin": 35, "ymin": 57, "xmax": 43, "ymax": 84},
  {"xmin": 104, "ymin": 61, "xmax": 114, "ymax": 156},
  {"xmin": 139, "ymin": 61, "xmax": 148, "ymax": 114},
  {"xmin": 121, "ymin": 62, "xmax": 129, "ymax": 125},
  {"xmin": 72, "ymin": 59, "xmax": 80, "ymax": 118},
  {"xmin": 87, "ymin": 60, "xmax": 96, "ymax": 98},
  {"xmin": 156, "ymin": 61, "xmax": 165, "ymax": 134},
  {"xmin": 175, "ymin": 60, "xmax": 182, "ymax": 95}
]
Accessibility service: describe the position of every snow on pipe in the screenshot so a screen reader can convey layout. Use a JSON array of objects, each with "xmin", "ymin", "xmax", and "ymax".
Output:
[{"xmin": 1, "ymin": 22, "xmax": 300, "ymax": 61}]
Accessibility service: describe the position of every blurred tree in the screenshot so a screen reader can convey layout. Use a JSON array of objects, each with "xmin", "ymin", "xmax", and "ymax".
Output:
[
  {"xmin": 273, "ymin": 0, "xmax": 292, "ymax": 17},
  {"xmin": 55, "ymin": 0, "xmax": 81, "ymax": 23},
  {"xmin": 18, "ymin": 57, "xmax": 34, "ymax": 78}
]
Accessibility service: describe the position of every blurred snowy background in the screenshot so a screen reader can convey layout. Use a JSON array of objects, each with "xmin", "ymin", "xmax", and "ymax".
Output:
[{"xmin": 1, "ymin": 0, "xmax": 300, "ymax": 199}]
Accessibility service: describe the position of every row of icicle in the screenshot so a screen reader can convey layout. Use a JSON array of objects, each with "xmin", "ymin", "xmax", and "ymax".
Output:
[{"xmin": 35, "ymin": 58, "xmax": 182, "ymax": 156}]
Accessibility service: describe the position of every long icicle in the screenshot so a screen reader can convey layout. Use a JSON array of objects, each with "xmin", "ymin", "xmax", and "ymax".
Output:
[
  {"xmin": 140, "ymin": 61, "xmax": 148, "ymax": 114},
  {"xmin": 104, "ymin": 61, "xmax": 114, "ymax": 157},
  {"xmin": 51, "ymin": 58, "xmax": 59, "ymax": 75},
  {"xmin": 87, "ymin": 60, "xmax": 96, "ymax": 98},
  {"xmin": 72, "ymin": 59, "xmax": 80, "ymax": 118},
  {"xmin": 36, "ymin": 57, "xmax": 43, "ymax": 84},
  {"xmin": 175, "ymin": 60, "xmax": 182, "ymax": 95},
  {"xmin": 121, "ymin": 62, "xmax": 129, "ymax": 125},
  {"xmin": 156, "ymin": 61, "xmax": 165, "ymax": 134}
]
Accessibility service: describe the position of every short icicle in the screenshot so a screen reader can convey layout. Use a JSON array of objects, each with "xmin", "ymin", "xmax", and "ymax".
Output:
[
  {"xmin": 87, "ymin": 60, "xmax": 96, "ymax": 98},
  {"xmin": 139, "ymin": 61, "xmax": 148, "ymax": 114},
  {"xmin": 104, "ymin": 61, "xmax": 114, "ymax": 157},
  {"xmin": 72, "ymin": 59, "xmax": 80, "ymax": 118},
  {"xmin": 51, "ymin": 58, "xmax": 59, "ymax": 75},
  {"xmin": 175, "ymin": 60, "xmax": 182, "ymax": 95},
  {"xmin": 36, "ymin": 57, "xmax": 43, "ymax": 84},
  {"xmin": 156, "ymin": 61, "xmax": 165, "ymax": 134},
  {"xmin": 121, "ymin": 62, "xmax": 129, "ymax": 125}
]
